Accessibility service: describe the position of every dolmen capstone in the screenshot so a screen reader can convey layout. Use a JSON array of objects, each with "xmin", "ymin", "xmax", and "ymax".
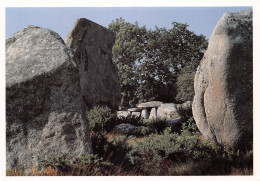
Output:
[
  {"xmin": 192, "ymin": 10, "xmax": 253, "ymax": 149},
  {"xmin": 6, "ymin": 18, "xmax": 120, "ymax": 172}
]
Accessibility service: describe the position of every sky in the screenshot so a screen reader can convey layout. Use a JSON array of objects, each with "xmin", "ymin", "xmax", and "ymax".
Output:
[{"xmin": 5, "ymin": 7, "xmax": 251, "ymax": 40}]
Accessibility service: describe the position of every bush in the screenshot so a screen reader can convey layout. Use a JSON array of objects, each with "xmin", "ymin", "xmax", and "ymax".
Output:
[
  {"xmin": 39, "ymin": 153, "xmax": 70, "ymax": 173},
  {"xmin": 146, "ymin": 118, "xmax": 168, "ymax": 134},
  {"xmin": 73, "ymin": 153, "xmax": 114, "ymax": 176},
  {"xmin": 91, "ymin": 132, "xmax": 132, "ymax": 167},
  {"xmin": 128, "ymin": 128, "xmax": 178, "ymax": 175},
  {"xmin": 181, "ymin": 117, "xmax": 199, "ymax": 133},
  {"xmin": 128, "ymin": 126, "xmax": 212, "ymax": 175},
  {"xmin": 87, "ymin": 106, "xmax": 112, "ymax": 133},
  {"xmin": 116, "ymin": 115, "xmax": 145, "ymax": 127}
]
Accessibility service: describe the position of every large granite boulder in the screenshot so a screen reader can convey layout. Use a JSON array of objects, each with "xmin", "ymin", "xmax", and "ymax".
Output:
[
  {"xmin": 192, "ymin": 10, "xmax": 253, "ymax": 149},
  {"xmin": 157, "ymin": 103, "xmax": 177, "ymax": 119},
  {"xmin": 65, "ymin": 18, "xmax": 120, "ymax": 110},
  {"xmin": 6, "ymin": 20, "xmax": 120, "ymax": 173},
  {"xmin": 6, "ymin": 25, "xmax": 92, "ymax": 172}
]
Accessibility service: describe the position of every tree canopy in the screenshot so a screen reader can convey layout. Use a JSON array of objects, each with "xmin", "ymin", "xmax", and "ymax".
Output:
[{"xmin": 108, "ymin": 18, "xmax": 208, "ymax": 109}]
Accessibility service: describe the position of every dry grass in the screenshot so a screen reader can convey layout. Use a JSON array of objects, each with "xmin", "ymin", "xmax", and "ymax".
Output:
[
  {"xmin": 6, "ymin": 168, "xmax": 24, "ymax": 176},
  {"xmin": 6, "ymin": 162, "xmax": 59, "ymax": 176},
  {"xmin": 229, "ymin": 167, "xmax": 253, "ymax": 175}
]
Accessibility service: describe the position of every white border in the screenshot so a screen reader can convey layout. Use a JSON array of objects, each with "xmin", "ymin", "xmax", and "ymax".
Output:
[{"xmin": 0, "ymin": 0, "xmax": 259, "ymax": 181}]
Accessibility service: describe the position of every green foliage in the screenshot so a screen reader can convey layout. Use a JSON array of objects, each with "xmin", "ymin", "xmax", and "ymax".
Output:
[
  {"xmin": 181, "ymin": 117, "xmax": 199, "ymax": 133},
  {"xmin": 105, "ymin": 136, "xmax": 133, "ymax": 165},
  {"xmin": 91, "ymin": 133, "xmax": 132, "ymax": 166},
  {"xmin": 109, "ymin": 18, "xmax": 147, "ymax": 108},
  {"xmin": 128, "ymin": 128, "xmax": 178, "ymax": 174},
  {"xmin": 115, "ymin": 115, "xmax": 145, "ymax": 127},
  {"xmin": 91, "ymin": 133, "xmax": 109, "ymax": 158},
  {"xmin": 176, "ymin": 72, "xmax": 195, "ymax": 102},
  {"xmin": 128, "ymin": 126, "xmax": 212, "ymax": 175},
  {"xmin": 39, "ymin": 153, "xmax": 70, "ymax": 173},
  {"xmin": 109, "ymin": 18, "xmax": 208, "ymax": 108},
  {"xmin": 126, "ymin": 126, "xmax": 154, "ymax": 137},
  {"xmin": 146, "ymin": 118, "xmax": 168, "ymax": 134},
  {"xmin": 74, "ymin": 153, "xmax": 113, "ymax": 175},
  {"xmin": 87, "ymin": 106, "xmax": 112, "ymax": 133}
]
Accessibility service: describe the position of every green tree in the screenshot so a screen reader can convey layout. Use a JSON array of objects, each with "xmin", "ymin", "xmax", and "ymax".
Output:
[
  {"xmin": 175, "ymin": 63, "xmax": 200, "ymax": 102},
  {"xmin": 109, "ymin": 19, "xmax": 208, "ymax": 107},
  {"xmin": 109, "ymin": 18, "xmax": 147, "ymax": 108},
  {"xmin": 138, "ymin": 22, "xmax": 208, "ymax": 103}
]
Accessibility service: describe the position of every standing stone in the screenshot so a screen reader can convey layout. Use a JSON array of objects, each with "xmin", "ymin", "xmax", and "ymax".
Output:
[
  {"xmin": 149, "ymin": 108, "xmax": 157, "ymax": 120},
  {"xmin": 6, "ymin": 26, "xmax": 92, "ymax": 173},
  {"xmin": 192, "ymin": 10, "xmax": 253, "ymax": 149},
  {"xmin": 132, "ymin": 112, "xmax": 141, "ymax": 118},
  {"xmin": 65, "ymin": 18, "xmax": 120, "ymax": 110},
  {"xmin": 141, "ymin": 109, "xmax": 149, "ymax": 119}
]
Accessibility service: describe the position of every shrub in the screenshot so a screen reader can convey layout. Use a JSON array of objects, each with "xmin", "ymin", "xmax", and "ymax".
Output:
[
  {"xmin": 128, "ymin": 128, "xmax": 179, "ymax": 175},
  {"xmin": 39, "ymin": 153, "xmax": 70, "ymax": 173},
  {"xmin": 91, "ymin": 133, "xmax": 132, "ymax": 167},
  {"xmin": 73, "ymin": 153, "xmax": 114, "ymax": 176},
  {"xmin": 105, "ymin": 136, "xmax": 132, "ymax": 165},
  {"xmin": 146, "ymin": 118, "xmax": 168, "ymax": 134},
  {"xmin": 91, "ymin": 133, "xmax": 109, "ymax": 158},
  {"xmin": 128, "ymin": 126, "xmax": 153, "ymax": 136},
  {"xmin": 116, "ymin": 115, "xmax": 145, "ymax": 127},
  {"xmin": 181, "ymin": 117, "xmax": 199, "ymax": 133},
  {"xmin": 128, "ymin": 126, "xmax": 213, "ymax": 175},
  {"xmin": 87, "ymin": 105, "xmax": 112, "ymax": 133}
]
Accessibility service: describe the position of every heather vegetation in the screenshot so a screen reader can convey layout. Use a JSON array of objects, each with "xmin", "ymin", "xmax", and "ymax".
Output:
[{"xmin": 7, "ymin": 105, "xmax": 253, "ymax": 176}]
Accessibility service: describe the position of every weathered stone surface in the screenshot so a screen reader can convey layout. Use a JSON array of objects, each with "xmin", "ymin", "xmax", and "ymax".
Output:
[
  {"xmin": 128, "ymin": 107, "xmax": 142, "ymax": 112},
  {"xmin": 137, "ymin": 101, "xmax": 163, "ymax": 108},
  {"xmin": 65, "ymin": 18, "xmax": 120, "ymax": 110},
  {"xmin": 131, "ymin": 112, "xmax": 141, "ymax": 118},
  {"xmin": 6, "ymin": 26, "xmax": 92, "ymax": 172},
  {"xmin": 175, "ymin": 101, "xmax": 192, "ymax": 110},
  {"xmin": 192, "ymin": 10, "xmax": 253, "ymax": 149},
  {"xmin": 157, "ymin": 103, "xmax": 177, "ymax": 119},
  {"xmin": 112, "ymin": 123, "xmax": 150, "ymax": 135},
  {"xmin": 149, "ymin": 108, "xmax": 157, "ymax": 120},
  {"xmin": 6, "ymin": 25, "xmax": 73, "ymax": 87},
  {"xmin": 141, "ymin": 109, "xmax": 149, "ymax": 119},
  {"xmin": 117, "ymin": 111, "xmax": 130, "ymax": 118}
]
